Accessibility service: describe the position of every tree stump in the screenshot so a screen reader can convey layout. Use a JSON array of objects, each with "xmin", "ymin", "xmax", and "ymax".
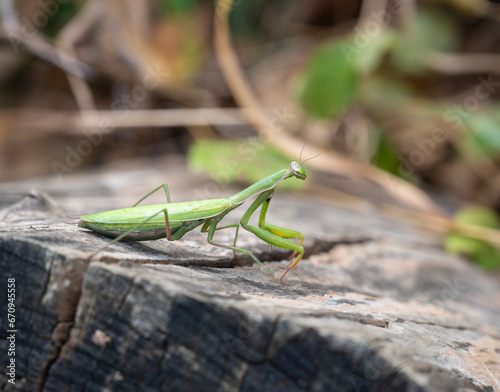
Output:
[{"xmin": 1, "ymin": 158, "xmax": 499, "ymax": 392}]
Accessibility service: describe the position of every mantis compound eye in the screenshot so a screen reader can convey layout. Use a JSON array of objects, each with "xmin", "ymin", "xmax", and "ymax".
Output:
[{"xmin": 290, "ymin": 161, "xmax": 307, "ymax": 180}]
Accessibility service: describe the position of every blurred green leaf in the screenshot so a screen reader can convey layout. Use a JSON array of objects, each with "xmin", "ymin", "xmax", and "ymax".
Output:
[
  {"xmin": 159, "ymin": 0, "xmax": 199, "ymax": 16},
  {"xmin": 388, "ymin": 5, "xmax": 459, "ymax": 75},
  {"xmin": 445, "ymin": 207, "xmax": 500, "ymax": 270},
  {"xmin": 348, "ymin": 30, "xmax": 395, "ymax": 75},
  {"xmin": 188, "ymin": 139, "xmax": 305, "ymax": 190},
  {"xmin": 360, "ymin": 74, "xmax": 415, "ymax": 109},
  {"xmin": 454, "ymin": 207, "xmax": 499, "ymax": 229},
  {"xmin": 372, "ymin": 130, "xmax": 400, "ymax": 175},
  {"xmin": 388, "ymin": 33, "xmax": 428, "ymax": 75},
  {"xmin": 454, "ymin": 110, "xmax": 500, "ymax": 161},
  {"xmin": 466, "ymin": 114, "xmax": 500, "ymax": 155},
  {"xmin": 416, "ymin": 6, "xmax": 460, "ymax": 52},
  {"xmin": 295, "ymin": 41, "xmax": 358, "ymax": 119}
]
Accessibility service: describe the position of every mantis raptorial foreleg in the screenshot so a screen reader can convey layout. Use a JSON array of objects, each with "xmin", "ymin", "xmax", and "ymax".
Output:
[{"xmin": 240, "ymin": 190, "xmax": 305, "ymax": 284}]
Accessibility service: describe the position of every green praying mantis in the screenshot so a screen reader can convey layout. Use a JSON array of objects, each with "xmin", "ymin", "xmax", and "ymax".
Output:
[{"xmin": 79, "ymin": 156, "xmax": 315, "ymax": 284}]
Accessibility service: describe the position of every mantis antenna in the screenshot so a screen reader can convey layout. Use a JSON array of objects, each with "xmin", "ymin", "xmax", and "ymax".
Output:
[{"xmin": 298, "ymin": 142, "xmax": 319, "ymax": 165}]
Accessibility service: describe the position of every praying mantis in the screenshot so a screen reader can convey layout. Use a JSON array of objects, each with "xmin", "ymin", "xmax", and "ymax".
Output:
[{"xmin": 79, "ymin": 159, "xmax": 313, "ymax": 284}]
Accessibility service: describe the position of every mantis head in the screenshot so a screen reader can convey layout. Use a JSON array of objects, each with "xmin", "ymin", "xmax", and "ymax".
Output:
[{"xmin": 289, "ymin": 161, "xmax": 307, "ymax": 180}]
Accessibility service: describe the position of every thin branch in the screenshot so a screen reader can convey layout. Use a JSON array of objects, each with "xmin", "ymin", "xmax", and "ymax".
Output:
[
  {"xmin": 424, "ymin": 51, "xmax": 500, "ymax": 75},
  {"xmin": 56, "ymin": 0, "xmax": 111, "ymax": 111},
  {"xmin": 0, "ymin": 0, "xmax": 93, "ymax": 79},
  {"xmin": 0, "ymin": 108, "xmax": 251, "ymax": 142},
  {"xmin": 356, "ymin": 0, "xmax": 388, "ymax": 29}
]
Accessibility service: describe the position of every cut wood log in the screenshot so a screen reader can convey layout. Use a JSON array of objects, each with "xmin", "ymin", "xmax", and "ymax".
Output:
[{"xmin": 0, "ymin": 160, "xmax": 499, "ymax": 392}]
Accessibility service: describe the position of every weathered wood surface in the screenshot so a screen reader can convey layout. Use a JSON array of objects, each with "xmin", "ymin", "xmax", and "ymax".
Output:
[{"xmin": 0, "ymin": 158, "xmax": 499, "ymax": 392}]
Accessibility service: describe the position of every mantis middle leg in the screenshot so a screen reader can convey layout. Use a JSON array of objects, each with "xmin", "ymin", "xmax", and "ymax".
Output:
[{"xmin": 204, "ymin": 217, "xmax": 270, "ymax": 273}]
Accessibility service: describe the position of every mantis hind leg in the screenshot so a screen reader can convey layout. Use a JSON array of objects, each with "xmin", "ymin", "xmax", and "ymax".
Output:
[
  {"xmin": 132, "ymin": 184, "xmax": 171, "ymax": 207},
  {"xmin": 128, "ymin": 184, "xmax": 173, "ymax": 239},
  {"xmin": 204, "ymin": 218, "xmax": 270, "ymax": 274},
  {"xmin": 240, "ymin": 190, "xmax": 305, "ymax": 284}
]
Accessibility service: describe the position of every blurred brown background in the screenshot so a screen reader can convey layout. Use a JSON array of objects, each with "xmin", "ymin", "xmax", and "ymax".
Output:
[{"xmin": 1, "ymin": 0, "xmax": 500, "ymax": 268}]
